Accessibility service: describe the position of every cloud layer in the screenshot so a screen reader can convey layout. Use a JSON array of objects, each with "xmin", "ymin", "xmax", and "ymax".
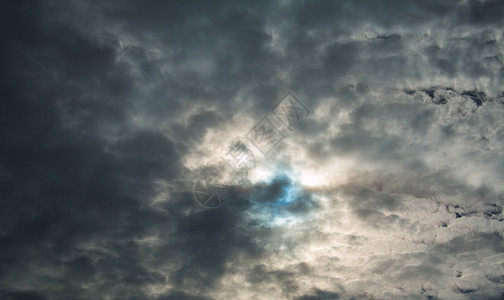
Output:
[{"xmin": 1, "ymin": 0, "xmax": 503, "ymax": 299}]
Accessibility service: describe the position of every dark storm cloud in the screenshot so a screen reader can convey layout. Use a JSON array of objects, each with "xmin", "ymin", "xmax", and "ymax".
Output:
[
  {"xmin": 167, "ymin": 200, "xmax": 262, "ymax": 291},
  {"xmin": 1, "ymin": 1, "xmax": 197, "ymax": 298},
  {"xmin": 100, "ymin": 0, "xmax": 285, "ymax": 117},
  {"xmin": 1, "ymin": 0, "xmax": 504, "ymax": 299},
  {"xmin": 457, "ymin": 0, "xmax": 504, "ymax": 26}
]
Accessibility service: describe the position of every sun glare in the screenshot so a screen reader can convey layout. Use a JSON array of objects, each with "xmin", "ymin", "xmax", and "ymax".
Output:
[
  {"xmin": 249, "ymin": 167, "xmax": 274, "ymax": 183},
  {"xmin": 300, "ymin": 170, "xmax": 327, "ymax": 187}
]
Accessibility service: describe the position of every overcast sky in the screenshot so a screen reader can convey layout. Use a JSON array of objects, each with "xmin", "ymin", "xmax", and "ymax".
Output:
[{"xmin": 1, "ymin": 0, "xmax": 504, "ymax": 299}]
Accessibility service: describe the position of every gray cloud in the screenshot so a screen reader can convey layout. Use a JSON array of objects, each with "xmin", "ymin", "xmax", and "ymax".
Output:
[{"xmin": 1, "ymin": 0, "xmax": 503, "ymax": 299}]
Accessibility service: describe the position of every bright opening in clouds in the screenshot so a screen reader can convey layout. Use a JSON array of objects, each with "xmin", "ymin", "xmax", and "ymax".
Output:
[{"xmin": 1, "ymin": 0, "xmax": 504, "ymax": 299}]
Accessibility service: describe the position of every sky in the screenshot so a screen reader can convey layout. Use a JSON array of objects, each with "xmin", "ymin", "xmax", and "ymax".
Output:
[{"xmin": 1, "ymin": 0, "xmax": 504, "ymax": 299}]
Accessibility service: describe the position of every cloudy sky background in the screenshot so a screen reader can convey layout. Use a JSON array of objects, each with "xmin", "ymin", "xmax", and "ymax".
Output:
[{"xmin": 1, "ymin": 0, "xmax": 504, "ymax": 299}]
